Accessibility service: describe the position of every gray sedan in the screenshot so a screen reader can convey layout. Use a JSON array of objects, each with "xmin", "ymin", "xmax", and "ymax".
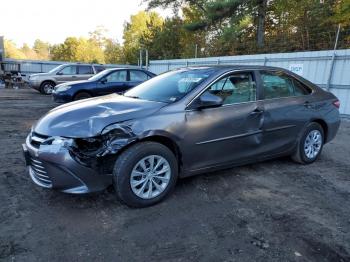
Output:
[{"xmin": 23, "ymin": 66, "xmax": 340, "ymax": 207}]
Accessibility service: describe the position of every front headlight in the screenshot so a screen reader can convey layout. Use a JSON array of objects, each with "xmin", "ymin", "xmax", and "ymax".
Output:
[{"xmin": 56, "ymin": 85, "xmax": 71, "ymax": 92}]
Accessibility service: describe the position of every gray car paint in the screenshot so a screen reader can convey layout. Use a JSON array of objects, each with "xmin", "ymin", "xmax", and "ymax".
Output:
[{"xmin": 23, "ymin": 65, "xmax": 341, "ymax": 193}]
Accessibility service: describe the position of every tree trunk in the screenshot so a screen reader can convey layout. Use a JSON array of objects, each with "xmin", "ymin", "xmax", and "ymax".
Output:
[{"xmin": 257, "ymin": 0, "xmax": 268, "ymax": 48}]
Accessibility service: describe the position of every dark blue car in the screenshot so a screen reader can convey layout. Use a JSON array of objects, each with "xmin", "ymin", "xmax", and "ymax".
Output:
[{"xmin": 52, "ymin": 68, "xmax": 156, "ymax": 102}]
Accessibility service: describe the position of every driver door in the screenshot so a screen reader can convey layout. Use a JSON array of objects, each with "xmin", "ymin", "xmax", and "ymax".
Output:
[
  {"xmin": 97, "ymin": 70, "xmax": 128, "ymax": 95},
  {"xmin": 183, "ymin": 71, "xmax": 264, "ymax": 172},
  {"xmin": 55, "ymin": 65, "xmax": 77, "ymax": 84}
]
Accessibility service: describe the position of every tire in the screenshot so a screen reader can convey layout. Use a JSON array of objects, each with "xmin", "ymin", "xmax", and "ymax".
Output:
[
  {"xmin": 113, "ymin": 142, "xmax": 178, "ymax": 207},
  {"xmin": 40, "ymin": 81, "xmax": 55, "ymax": 95},
  {"xmin": 73, "ymin": 92, "xmax": 92, "ymax": 101},
  {"xmin": 292, "ymin": 122, "xmax": 324, "ymax": 164}
]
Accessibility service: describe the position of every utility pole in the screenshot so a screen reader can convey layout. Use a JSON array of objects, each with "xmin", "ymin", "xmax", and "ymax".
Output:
[
  {"xmin": 326, "ymin": 24, "xmax": 341, "ymax": 91},
  {"xmin": 145, "ymin": 49, "xmax": 149, "ymax": 70},
  {"xmin": 139, "ymin": 50, "xmax": 143, "ymax": 69}
]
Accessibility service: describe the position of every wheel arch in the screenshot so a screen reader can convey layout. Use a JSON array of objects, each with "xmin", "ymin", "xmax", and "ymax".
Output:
[
  {"xmin": 73, "ymin": 90, "xmax": 93, "ymax": 100},
  {"xmin": 40, "ymin": 79, "xmax": 56, "ymax": 88},
  {"xmin": 311, "ymin": 118, "xmax": 328, "ymax": 143},
  {"xmin": 113, "ymin": 134, "xmax": 183, "ymax": 175}
]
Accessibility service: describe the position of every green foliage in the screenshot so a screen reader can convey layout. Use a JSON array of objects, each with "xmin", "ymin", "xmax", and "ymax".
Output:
[
  {"xmin": 4, "ymin": 40, "xmax": 26, "ymax": 59},
  {"xmin": 122, "ymin": 11, "xmax": 163, "ymax": 64}
]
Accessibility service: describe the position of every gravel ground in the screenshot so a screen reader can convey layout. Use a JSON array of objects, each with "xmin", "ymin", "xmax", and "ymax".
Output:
[{"xmin": 1, "ymin": 88, "xmax": 350, "ymax": 262}]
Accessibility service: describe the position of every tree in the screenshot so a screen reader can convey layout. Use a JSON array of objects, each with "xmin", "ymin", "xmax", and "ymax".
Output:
[
  {"xmin": 104, "ymin": 39, "xmax": 123, "ymax": 64},
  {"xmin": 4, "ymin": 40, "xmax": 26, "ymax": 59},
  {"xmin": 122, "ymin": 11, "xmax": 163, "ymax": 64},
  {"xmin": 50, "ymin": 37, "xmax": 105, "ymax": 63},
  {"xmin": 33, "ymin": 39, "xmax": 50, "ymax": 60},
  {"xmin": 332, "ymin": 0, "xmax": 350, "ymax": 25}
]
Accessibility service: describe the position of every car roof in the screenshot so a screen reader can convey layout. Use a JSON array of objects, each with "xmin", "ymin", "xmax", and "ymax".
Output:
[
  {"xmin": 103, "ymin": 68, "xmax": 151, "ymax": 72},
  {"xmin": 180, "ymin": 65, "xmax": 287, "ymax": 72}
]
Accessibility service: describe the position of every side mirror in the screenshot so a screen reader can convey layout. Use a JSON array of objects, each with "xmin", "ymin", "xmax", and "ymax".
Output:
[
  {"xmin": 56, "ymin": 72, "xmax": 63, "ymax": 75},
  {"xmin": 192, "ymin": 91, "xmax": 223, "ymax": 110},
  {"xmin": 100, "ymin": 78, "xmax": 107, "ymax": 84}
]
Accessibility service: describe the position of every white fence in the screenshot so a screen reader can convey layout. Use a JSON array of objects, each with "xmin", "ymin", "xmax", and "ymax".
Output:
[{"xmin": 149, "ymin": 49, "xmax": 350, "ymax": 116}]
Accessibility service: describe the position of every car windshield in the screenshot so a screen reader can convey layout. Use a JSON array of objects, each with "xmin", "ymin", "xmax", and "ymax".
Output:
[
  {"xmin": 124, "ymin": 68, "xmax": 216, "ymax": 103},
  {"xmin": 88, "ymin": 69, "xmax": 112, "ymax": 81}
]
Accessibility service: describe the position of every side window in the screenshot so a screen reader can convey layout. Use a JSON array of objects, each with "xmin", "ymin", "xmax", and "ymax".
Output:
[
  {"xmin": 59, "ymin": 66, "xmax": 76, "ymax": 75},
  {"xmin": 105, "ymin": 70, "xmax": 127, "ymax": 82},
  {"xmin": 261, "ymin": 71, "xmax": 297, "ymax": 99},
  {"xmin": 207, "ymin": 72, "xmax": 256, "ymax": 105},
  {"xmin": 78, "ymin": 65, "xmax": 93, "ymax": 75},
  {"xmin": 292, "ymin": 79, "xmax": 311, "ymax": 96},
  {"xmin": 94, "ymin": 66, "xmax": 105, "ymax": 73},
  {"xmin": 130, "ymin": 70, "xmax": 148, "ymax": 81}
]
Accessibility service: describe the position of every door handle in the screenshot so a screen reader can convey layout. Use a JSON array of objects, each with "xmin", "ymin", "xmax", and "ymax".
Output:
[
  {"xmin": 250, "ymin": 108, "xmax": 264, "ymax": 115},
  {"xmin": 304, "ymin": 101, "xmax": 313, "ymax": 109}
]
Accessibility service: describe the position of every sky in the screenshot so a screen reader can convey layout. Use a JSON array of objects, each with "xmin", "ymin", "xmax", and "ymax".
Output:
[{"xmin": 0, "ymin": 0, "xmax": 172, "ymax": 47}]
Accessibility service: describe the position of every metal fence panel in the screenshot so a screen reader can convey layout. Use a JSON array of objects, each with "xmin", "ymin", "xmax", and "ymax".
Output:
[
  {"xmin": 149, "ymin": 49, "xmax": 350, "ymax": 115},
  {"xmin": 3, "ymin": 59, "xmax": 139, "ymax": 76}
]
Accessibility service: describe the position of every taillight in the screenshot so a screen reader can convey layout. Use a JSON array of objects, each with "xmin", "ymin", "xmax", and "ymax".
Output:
[{"xmin": 333, "ymin": 100, "xmax": 340, "ymax": 109}]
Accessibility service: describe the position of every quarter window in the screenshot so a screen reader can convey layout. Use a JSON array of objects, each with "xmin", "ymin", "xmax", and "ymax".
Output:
[
  {"xmin": 59, "ymin": 66, "xmax": 76, "ymax": 75},
  {"xmin": 207, "ymin": 72, "xmax": 256, "ymax": 105},
  {"xmin": 105, "ymin": 70, "xmax": 127, "ymax": 82},
  {"xmin": 130, "ymin": 70, "xmax": 149, "ymax": 81},
  {"xmin": 261, "ymin": 71, "xmax": 311, "ymax": 99},
  {"xmin": 293, "ymin": 79, "xmax": 311, "ymax": 95},
  {"xmin": 94, "ymin": 66, "xmax": 105, "ymax": 73}
]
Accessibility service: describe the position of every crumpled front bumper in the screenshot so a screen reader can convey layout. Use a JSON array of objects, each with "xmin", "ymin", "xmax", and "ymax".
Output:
[{"xmin": 23, "ymin": 134, "xmax": 112, "ymax": 194}]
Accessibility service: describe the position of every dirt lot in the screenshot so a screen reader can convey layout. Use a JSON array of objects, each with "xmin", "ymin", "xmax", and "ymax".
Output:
[{"xmin": 0, "ymin": 88, "xmax": 350, "ymax": 262}]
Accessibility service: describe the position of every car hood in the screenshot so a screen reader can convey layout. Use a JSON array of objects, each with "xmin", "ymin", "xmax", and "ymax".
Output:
[
  {"xmin": 30, "ymin": 72, "xmax": 50, "ymax": 78},
  {"xmin": 34, "ymin": 94, "xmax": 166, "ymax": 138},
  {"xmin": 59, "ymin": 80, "xmax": 92, "ymax": 86}
]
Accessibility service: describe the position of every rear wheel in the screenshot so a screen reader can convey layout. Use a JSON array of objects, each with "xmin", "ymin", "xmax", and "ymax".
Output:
[
  {"xmin": 73, "ymin": 92, "xmax": 92, "ymax": 101},
  {"xmin": 292, "ymin": 122, "xmax": 324, "ymax": 164},
  {"xmin": 40, "ymin": 81, "xmax": 55, "ymax": 95},
  {"xmin": 112, "ymin": 142, "xmax": 178, "ymax": 207}
]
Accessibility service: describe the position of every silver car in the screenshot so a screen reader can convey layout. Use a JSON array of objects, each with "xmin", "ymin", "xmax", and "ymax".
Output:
[{"xmin": 28, "ymin": 64, "xmax": 105, "ymax": 94}]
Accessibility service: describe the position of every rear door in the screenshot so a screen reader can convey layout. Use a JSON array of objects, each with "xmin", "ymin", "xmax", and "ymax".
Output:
[
  {"xmin": 258, "ymin": 70, "xmax": 313, "ymax": 156},
  {"xmin": 183, "ymin": 71, "xmax": 264, "ymax": 171},
  {"xmin": 55, "ymin": 65, "xmax": 78, "ymax": 84},
  {"xmin": 96, "ymin": 70, "xmax": 128, "ymax": 95},
  {"xmin": 77, "ymin": 65, "xmax": 94, "ymax": 80}
]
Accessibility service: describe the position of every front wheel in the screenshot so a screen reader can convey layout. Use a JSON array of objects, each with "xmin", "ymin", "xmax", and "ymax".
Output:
[
  {"xmin": 73, "ymin": 92, "xmax": 92, "ymax": 101},
  {"xmin": 292, "ymin": 122, "xmax": 324, "ymax": 164},
  {"xmin": 40, "ymin": 81, "xmax": 55, "ymax": 95},
  {"xmin": 112, "ymin": 142, "xmax": 178, "ymax": 207}
]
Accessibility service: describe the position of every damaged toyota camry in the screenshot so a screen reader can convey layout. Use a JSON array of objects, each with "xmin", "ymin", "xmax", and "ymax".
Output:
[{"xmin": 22, "ymin": 66, "xmax": 340, "ymax": 207}]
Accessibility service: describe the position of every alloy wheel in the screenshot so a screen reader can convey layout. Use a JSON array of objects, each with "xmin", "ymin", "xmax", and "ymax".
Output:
[
  {"xmin": 43, "ymin": 83, "xmax": 54, "ymax": 94},
  {"xmin": 304, "ymin": 130, "xmax": 322, "ymax": 159},
  {"xmin": 130, "ymin": 155, "xmax": 171, "ymax": 199}
]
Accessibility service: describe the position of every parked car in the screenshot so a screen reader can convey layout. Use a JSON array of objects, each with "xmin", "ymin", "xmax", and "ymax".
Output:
[
  {"xmin": 52, "ymin": 68, "xmax": 156, "ymax": 102},
  {"xmin": 22, "ymin": 66, "xmax": 340, "ymax": 207},
  {"xmin": 28, "ymin": 63, "xmax": 106, "ymax": 94}
]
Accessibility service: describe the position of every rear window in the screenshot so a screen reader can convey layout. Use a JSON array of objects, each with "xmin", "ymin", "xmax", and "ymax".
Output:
[
  {"xmin": 78, "ymin": 65, "xmax": 93, "ymax": 75},
  {"xmin": 129, "ymin": 70, "xmax": 149, "ymax": 81},
  {"xmin": 261, "ymin": 71, "xmax": 311, "ymax": 99}
]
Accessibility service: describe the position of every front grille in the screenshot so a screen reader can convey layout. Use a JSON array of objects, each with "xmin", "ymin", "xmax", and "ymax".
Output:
[
  {"xmin": 29, "ymin": 157, "xmax": 52, "ymax": 188},
  {"xmin": 30, "ymin": 132, "xmax": 49, "ymax": 148}
]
